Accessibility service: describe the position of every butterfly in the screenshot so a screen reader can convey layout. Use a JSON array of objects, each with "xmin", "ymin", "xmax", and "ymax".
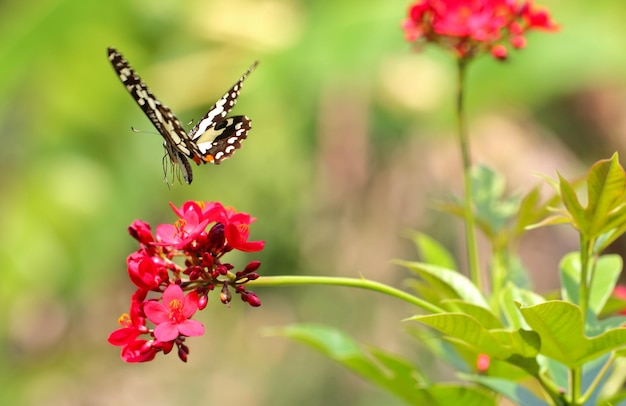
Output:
[{"xmin": 107, "ymin": 47, "xmax": 258, "ymax": 184}]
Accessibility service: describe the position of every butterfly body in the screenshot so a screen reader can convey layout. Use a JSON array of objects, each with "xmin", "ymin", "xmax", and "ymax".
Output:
[{"xmin": 107, "ymin": 47, "xmax": 257, "ymax": 184}]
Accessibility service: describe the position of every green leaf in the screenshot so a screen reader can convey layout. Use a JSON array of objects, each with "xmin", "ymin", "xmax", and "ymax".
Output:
[
  {"xmin": 408, "ymin": 232, "xmax": 457, "ymax": 270},
  {"xmin": 558, "ymin": 172, "xmax": 585, "ymax": 231},
  {"xmin": 560, "ymin": 252, "xmax": 622, "ymax": 319},
  {"xmin": 425, "ymin": 385, "xmax": 496, "ymax": 406},
  {"xmin": 492, "ymin": 330, "xmax": 541, "ymax": 359},
  {"xmin": 463, "ymin": 375, "xmax": 549, "ymax": 406},
  {"xmin": 408, "ymin": 313, "xmax": 540, "ymax": 359},
  {"xmin": 526, "ymin": 213, "xmax": 571, "ymax": 230},
  {"xmin": 441, "ymin": 300, "xmax": 504, "ymax": 329},
  {"xmin": 600, "ymin": 389, "xmax": 626, "ymax": 406},
  {"xmin": 555, "ymin": 155, "xmax": 626, "ymax": 244},
  {"xmin": 596, "ymin": 214, "xmax": 626, "ymax": 252},
  {"xmin": 599, "ymin": 294, "xmax": 626, "ymax": 318},
  {"xmin": 264, "ymin": 323, "xmax": 425, "ymax": 404},
  {"xmin": 407, "ymin": 325, "xmax": 470, "ymax": 372},
  {"xmin": 471, "ymin": 165, "xmax": 519, "ymax": 236},
  {"xmin": 494, "ymin": 254, "xmax": 532, "ymax": 291},
  {"xmin": 499, "ymin": 284, "xmax": 546, "ymax": 330},
  {"xmin": 585, "ymin": 154, "xmax": 626, "ymax": 236},
  {"xmin": 367, "ymin": 346, "xmax": 429, "ymax": 386},
  {"xmin": 514, "ymin": 185, "xmax": 545, "ymax": 235},
  {"xmin": 266, "ymin": 324, "xmax": 496, "ymax": 405},
  {"xmin": 409, "ymin": 324, "xmax": 536, "ymax": 381},
  {"xmin": 559, "ymin": 252, "xmax": 581, "ymax": 305},
  {"xmin": 519, "ymin": 301, "xmax": 626, "ymax": 367},
  {"xmin": 590, "ymin": 315, "xmax": 626, "ymax": 335},
  {"xmin": 405, "ymin": 279, "xmax": 448, "ymax": 308},
  {"xmin": 396, "ymin": 260, "xmax": 488, "ymax": 308}
]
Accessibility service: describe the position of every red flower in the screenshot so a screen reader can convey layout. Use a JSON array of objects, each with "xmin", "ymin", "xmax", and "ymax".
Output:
[
  {"xmin": 613, "ymin": 286, "xmax": 626, "ymax": 315},
  {"xmin": 108, "ymin": 290, "xmax": 156, "ymax": 362},
  {"xmin": 225, "ymin": 212, "xmax": 265, "ymax": 252},
  {"xmin": 127, "ymin": 250, "xmax": 169, "ymax": 290},
  {"xmin": 144, "ymin": 284, "xmax": 205, "ymax": 342},
  {"xmin": 110, "ymin": 200, "xmax": 265, "ymax": 363},
  {"xmin": 120, "ymin": 339, "xmax": 158, "ymax": 363},
  {"xmin": 108, "ymin": 290, "xmax": 148, "ymax": 346},
  {"xmin": 476, "ymin": 353, "xmax": 490, "ymax": 373},
  {"xmin": 402, "ymin": 0, "xmax": 558, "ymax": 60},
  {"xmin": 156, "ymin": 202, "xmax": 210, "ymax": 248},
  {"xmin": 128, "ymin": 220, "xmax": 154, "ymax": 244}
]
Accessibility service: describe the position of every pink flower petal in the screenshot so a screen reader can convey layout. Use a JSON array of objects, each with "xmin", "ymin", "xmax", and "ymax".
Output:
[
  {"xmin": 162, "ymin": 284, "xmax": 184, "ymax": 303},
  {"xmin": 177, "ymin": 319, "xmax": 205, "ymax": 337},
  {"xmin": 153, "ymin": 321, "xmax": 180, "ymax": 342},
  {"xmin": 144, "ymin": 301, "xmax": 170, "ymax": 324}
]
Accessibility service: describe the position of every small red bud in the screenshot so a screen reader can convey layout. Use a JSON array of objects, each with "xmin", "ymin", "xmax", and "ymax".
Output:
[
  {"xmin": 178, "ymin": 347, "xmax": 188, "ymax": 362},
  {"xmin": 242, "ymin": 291, "xmax": 261, "ymax": 307},
  {"xmin": 476, "ymin": 354, "xmax": 490, "ymax": 373},
  {"xmin": 243, "ymin": 261, "xmax": 261, "ymax": 274},
  {"xmin": 491, "ymin": 44, "xmax": 508, "ymax": 60},
  {"xmin": 198, "ymin": 293, "xmax": 209, "ymax": 310}
]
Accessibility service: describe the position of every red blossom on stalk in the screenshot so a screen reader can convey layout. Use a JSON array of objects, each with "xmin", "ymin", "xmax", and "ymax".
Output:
[
  {"xmin": 144, "ymin": 284, "xmax": 205, "ymax": 341},
  {"xmin": 109, "ymin": 201, "xmax": 265, "ymax": 363},
  {"xmin": 612, "ymin": 286, "xmax": 626, "ymax": 316},
  {"xmin": 402, "ymin": 0, "xmax": 558, "ymax": 60},
  {"xmin": 476, "ymin": 353, "xmax": 490, "ymax": 373}
]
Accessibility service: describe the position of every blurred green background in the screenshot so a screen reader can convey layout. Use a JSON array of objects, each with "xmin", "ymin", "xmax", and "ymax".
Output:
[{"xmin": 2, "ymin": 0, "xmax": 626, "ymax": 404}]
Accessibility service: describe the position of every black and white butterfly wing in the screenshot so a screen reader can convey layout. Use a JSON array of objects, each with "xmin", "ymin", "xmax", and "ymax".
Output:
[
  {"xmin": 107, "ymin": 47, "xmax": 196, "ymax": 184},
  {"xmin": 193, "ymin": 116, "xmax": 251, "ymax": 164},
  {"xmin": 108, "ymin": 47, "xmax": 257, "ymax": 183},
  {"xmin": 188, "ymin": 61, "xmax": 258, "ymax": 164}
]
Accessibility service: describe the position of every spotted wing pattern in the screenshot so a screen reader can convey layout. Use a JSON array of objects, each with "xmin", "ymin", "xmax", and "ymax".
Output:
[
  {"xmin": 107, "ymin": 47, "xmax": 257, "ymax": 184},
  {"xmin": 188, "ymin": 61, "xmax": 258, "ymax": 164}
]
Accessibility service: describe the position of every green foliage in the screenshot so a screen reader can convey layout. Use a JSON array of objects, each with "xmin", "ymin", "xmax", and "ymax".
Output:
[
  {"xmin": 278, "ymin": 154, "xmax": 626, "ymax": 405},
  {"xmin": 409, "ymin": 232, "xmax": 458, "ymax": 270},
  {"xmin": 6, "ymin": 0, "xmax": 626, "ymax": 404},
  {"xmin": 397, "ymin": 260, "xmax": 489, "ymax": 308},
  {"xmin": 463, "ymin": 375, "xmax": 549, "ymax": 406},
  {"xmin": 552, "ymin": 154, "xmax": 626, "ymax": 251},
  {"xmin": 519, "ymin": 301, "xmax": 626, "ymax": 367},
  {"xmin": 559, "ymin": 252, "xmax": 622, "ymax": 318},
  {"xmin": 267, "ymin": 323, "xmax": 496, "ymax": 406},
  {"xmin": 408, "ymin": 313, "xmax": 540, "ymax": 360}
]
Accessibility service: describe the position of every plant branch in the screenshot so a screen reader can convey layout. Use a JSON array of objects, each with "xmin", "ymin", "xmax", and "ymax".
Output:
[
  {"xmin": 248, "ymin": 275, "xmax": 445, "ymax": 314},
  {"xmin": 456, "ymin": 58, "xmax": 482, "ymax": 291}
]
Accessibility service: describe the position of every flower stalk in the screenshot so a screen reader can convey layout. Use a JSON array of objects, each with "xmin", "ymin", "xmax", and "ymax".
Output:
[
  {"xmin": 456, "ymin": 58, "xmax": 482, "ymax": 291},
  {"xmin": 248, "ymin": 276, "xmax": 445, "ymax": 314}
]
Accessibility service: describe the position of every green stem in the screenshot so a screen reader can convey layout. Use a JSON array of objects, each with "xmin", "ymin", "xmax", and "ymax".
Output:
[
  {"xmin": 537, "ymin": 371, "xmax": 567, "ymax": 406},
  {"xmin": 570, "ymin": 366, "xmax": 582, "ymax": 406},
  {"xmin": 490, "ymin": 247, "xmax": 505, "ymax": 308},
  {"xmin": 247, "ymin": 275, "xmax": 445, "ymax": 314},
  {"xmin": 579, "ymin": 235, "xmax": 591, "ymax": 326},
  {"xmin": 571, "ymin": 236, "xmax": 597, "ymax": 405},
  {"xmin": 580, "ymin": 353, "xmax": 615, "ymax": 404},
  {"xmin": 456, "ymin": 58, "xmax": 481, "ymax": 291},
  {"xmin": 578, "ymin": 235, "xmax": 600, "ymax": 328}
]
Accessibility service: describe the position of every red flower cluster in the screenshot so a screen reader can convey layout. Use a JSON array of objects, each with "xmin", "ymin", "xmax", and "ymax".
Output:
[
  {"xmin": 402, "ymin": 0, "xmax": 558, "ymax": 60},
  {"xmin": 108, "ymin": 201, "xmax": 265, "ymax": 363}
]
